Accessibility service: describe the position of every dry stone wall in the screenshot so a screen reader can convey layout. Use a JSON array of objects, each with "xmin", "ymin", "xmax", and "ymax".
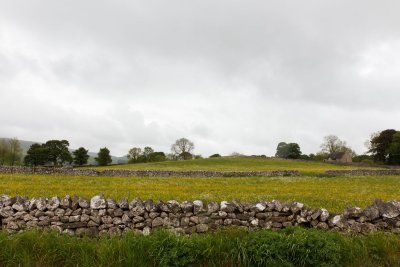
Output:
[
  {"xmin": 0, "ymin": 166, "xmax": 299, "ymax": 177},
  {"xmin": 1, "ymin": 195, "xmax": 400, "ymax": 236},
  {"xmin": 325, "ymin": 169, "xmax": 400, "ymax": 176}
]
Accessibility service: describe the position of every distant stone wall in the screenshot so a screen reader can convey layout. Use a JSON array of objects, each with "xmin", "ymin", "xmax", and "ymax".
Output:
[
  {"xmin": 325, "ymin": 169, "xmax": 400, "ymax": 176},
  {"xmin": 1, "ymin": 195, "xmax": 400, "ymax": 236},
  {"xmin": 0, "ymin": 166, "xmax": 299, "ymax": 177}
]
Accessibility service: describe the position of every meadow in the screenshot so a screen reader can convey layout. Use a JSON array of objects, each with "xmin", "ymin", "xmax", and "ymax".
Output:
[
  {"xmin": 92, "ymin": 156, "xmax": 383, "ymax": 176},
  {"xmin": 1, "ymin": 173, "xmax": 399, "ymax": 212}
]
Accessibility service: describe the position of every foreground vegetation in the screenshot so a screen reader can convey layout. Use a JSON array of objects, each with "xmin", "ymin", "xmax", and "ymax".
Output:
[
  {"xmin": 1, "ymin": 174, "xmax": 399, "ymax": 212},
  {"xmin": 91, "ymin": 157, "xmax": 383, "ymax": 175},
  {"xmin": 0, "ymin": 228, "xmax": 399, "ymax": 267}
]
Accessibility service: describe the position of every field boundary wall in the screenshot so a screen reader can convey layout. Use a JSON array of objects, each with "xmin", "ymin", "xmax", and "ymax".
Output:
[
  {"xmin": 0, "ymin": 166, "xmax": 299, "ymax": 177},
  {"xmin": 1, "ymin": 195, "xmax": 400, "ymax": 236}
]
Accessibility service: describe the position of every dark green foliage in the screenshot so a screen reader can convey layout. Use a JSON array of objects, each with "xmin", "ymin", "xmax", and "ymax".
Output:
[
  {"xmin": 142, "ymin": 146, "xmax": 154, "ymax": 159},
  {"xmin": 148, "ymin": 151, "xmax": 166, "ymax": 162},
  {"xmin": 128, "ymin": 146, "xmax": 166, "ymax": 164},
  {"xmin": 179, "ymin": 151, "xmax": 193, "ymax": 160},
  {"xmin": 209, "ymin": 154, "xmax": 221, "ymax": 158},
  {"xmin": 44, "ymin": 140, "xmax": 72, "ymax": 166},
  {"xmin": 0, "ymin": 228, "xmax": 400, "ymax": 267},
  {"xmin": 353, "ymin": 154, "xmax": 374, "ymax": 163},
  {"xmin": 95, "ymin": 147, "xmax": 112, "ymax": 166},
  {"xmin": 387, "ymin": 132, "xmax": 400, "ymax": 165},
  {"xmin": 127, "ymin": 147, "xmax": 141, "ymax": 163},
  {"xmin": 23, "ymin": 143, "xmax": 49, "ymax": 166},
  {"xmin": 368, "ymin": 129, "xmax": 398, "ymax": 164},
  {"xmin": 72, "ymin": 147, "xmax": 90, "ymax": 166},
  {"xmin": 276, "ymin": 142, "xmax": 302, "ymax": 159}
]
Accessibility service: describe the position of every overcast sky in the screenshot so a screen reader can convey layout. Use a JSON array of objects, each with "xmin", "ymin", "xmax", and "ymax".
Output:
[{"xmin": 1, "ymin": 1, "xmax": 399, "ymax": 157}]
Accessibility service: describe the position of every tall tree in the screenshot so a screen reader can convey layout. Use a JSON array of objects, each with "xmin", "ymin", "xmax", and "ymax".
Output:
[
  {"xmin": 44, "ymin": 140, "xmax": 73, "ymax": 166},
  {"xmin": 275, "ymin": 142, "xmax": 289, "ymax": 158},
  {"xmin": 143, "ymin": 147, "xmax": 154, "ymax": 160},
  {"xmin": 286, "ymin": 143, "xmax": 302, "ymax": 159},
  {"xmin": 275, "ymin": 142, "xmax": 302, "ymax": 159},
  {"xmin": 95, "ymin": 147, "xmax": 112, "ymax": 166},
  {"xmin": 368, "ymin": 129, "xmax": 397, "ymax": 163},
  {"xmin": 127, "ymin": 147, "xmax": 142, "ymax": 163},
  {"xmin": 73, "ymin": 147, "xmax": 90, "ymax": 166},
  {"xmin": 8, "ymin": 138, "xmax": 22, "ymax": 166},
  {"xmin": 171, "ymin": 138, "xmax": 194, "ymax": 160},
  {"xmin": 24, "ymin": 143, "xmax": 49, "ymax": 166},
  {"xmin": 148, "ymin": 152, "xmax": 166, "ymax": 162},
  {"xmin": 320, "ymin": 135, "xmax": 350, "ymax": 154},
  {"xmin": 387, "ymin": 132, "xmax": 400, "ymax": 165},
  {"xmin": 0, "ymin": 138, "xmax": 9, "ymax": 165}
]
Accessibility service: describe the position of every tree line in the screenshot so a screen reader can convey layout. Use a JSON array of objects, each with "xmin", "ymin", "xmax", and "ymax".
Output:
[
  {"xmin": 274, "ymin": 129, "xmax": 400, "ymax": 165},
  {"xmin": 16, "ymin": 137, "xmax": 197, "ymax": 167},
  {"xmin": 1, "ymin": 130, "xmax": 400, "ymax": 167}
]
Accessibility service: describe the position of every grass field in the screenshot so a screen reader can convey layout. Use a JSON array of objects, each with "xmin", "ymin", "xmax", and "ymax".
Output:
[
  {"xmin": 1, "ymin": 173, "xmax": 399, "ymax": 212},
  {"xmin": 91, "ymin": 157, "xmax": 383, "ymax": 175}
]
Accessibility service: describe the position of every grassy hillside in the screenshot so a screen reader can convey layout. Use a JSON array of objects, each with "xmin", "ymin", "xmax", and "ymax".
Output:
[
  {"xmin": 1, "ymin": 174, "xmax": 399, "ymax": 212},
  {"xmin": 92, "ymin": 156, "xmax": 382, "ymax": 175}
]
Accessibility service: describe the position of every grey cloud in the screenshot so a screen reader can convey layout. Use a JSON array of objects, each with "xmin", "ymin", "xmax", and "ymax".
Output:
[{"xmin": 0, "ymin": 0, "xmax": 399, "ymax": 156}]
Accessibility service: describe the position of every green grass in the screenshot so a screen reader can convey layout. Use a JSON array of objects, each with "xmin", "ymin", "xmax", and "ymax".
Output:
[
  {"xmin": 0, "ymin": 228, "xmax": 400, "ymax": 267},
  {"xmin": 1, "ymin": 174, "xmax": 399, "ymax": 212},
  {"xmin": 91, "ymin": 157, "xmax": 383, "ymax": 175}
]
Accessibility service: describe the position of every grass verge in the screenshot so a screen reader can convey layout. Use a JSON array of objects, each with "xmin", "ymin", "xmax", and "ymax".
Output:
[{"xmin": 0, "ymin": 228, "xmax": 399, "ymax": 267}]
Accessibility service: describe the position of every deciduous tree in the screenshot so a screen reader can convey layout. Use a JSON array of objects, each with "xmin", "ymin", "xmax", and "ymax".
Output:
[
  {"xmin": 143, "ymin": 147, "xmax": 154, "ymax": 160},
  {"xmin": 275, "ymin": 142, "xmax": 302, "ymax": 159},
  {"xmin": 95, "ymin": 147, "xmax": 112, "ymax": 166},
  {"xmin": 8, "ymin": 138, "xmax": 22, "ymax": 166},
  {"xmin": 24, "ymin": 143, "xmax": 49, "ymax": 166},
  {"xmin": 73, "ymin": 147, "xmax": 90, "ymax": 166},
  {"xmin": 0, "ymin": 138, "xmax": 9, "ymax": 165},
  {"xmin": 171, "ymin": 138, "xmax": 194, "ymax": 160},
  {"xmin": 320, "ymin": 135, "xmax": 350, "ymax": 154},
  {"xmin": 387, "ymin": 132, "xmax": 400, "ymax": 165},
  {"xmin": 367, "ymin": 129, "xmax": 397, "ymax": 163},
  {"xmin": 127, "ymin": 147, "xmax": 142, "ymax": 163},
  {"xmin": 44, "ymin": 140, "xmax": 72, "ymax": 166}
]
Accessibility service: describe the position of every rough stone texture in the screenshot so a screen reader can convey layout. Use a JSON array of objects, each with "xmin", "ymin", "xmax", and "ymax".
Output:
[
  {"xmin": 90, "ymin": 195, "xmax": 107, "ymax": 209},
  {"xmin": 325, "ymin": 169, "xmax": 400, "ymax": 176},
  {"xmin": 1, "ymin": 195, "xmax": 400, "ymax": 236},
  {"xmin": 0, "ymin": 166, "xmax": 299, "ymax": 177}
]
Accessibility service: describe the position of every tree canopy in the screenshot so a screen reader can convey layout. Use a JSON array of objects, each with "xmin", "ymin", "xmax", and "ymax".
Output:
[
  {"xmin": 44, "ymin": 140, "xmax": 72, "ymax": 166},
  {"xmin": 95, "ymin": 147, "xmax": 112, "ymax": 166},
  {"xmin": 24, "ymin": 143, "xmax": 49, "ymax": 167},
  {"xmin": 367, "ymin": 129, "xmax": 398, "ymax": 164},
  {"xmin": 171, "ymin": 138, "xmax": 194, "ymax": 160},
  {"xmin": 275, "ymin": 142, "xmax": 302, "ymax": 159},
  {"xmin": 72, "ymin": 147, "xmax": 90, "ymax": 166},
  {"xmin": 320, "ymin": 135, "xmax": 352, "ymax": 155}
]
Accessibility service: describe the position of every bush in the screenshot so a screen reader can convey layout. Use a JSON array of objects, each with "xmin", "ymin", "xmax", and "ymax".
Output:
[{"xmin": 209, "ymin": 154, "xmax": 221, "ymax": 158}]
